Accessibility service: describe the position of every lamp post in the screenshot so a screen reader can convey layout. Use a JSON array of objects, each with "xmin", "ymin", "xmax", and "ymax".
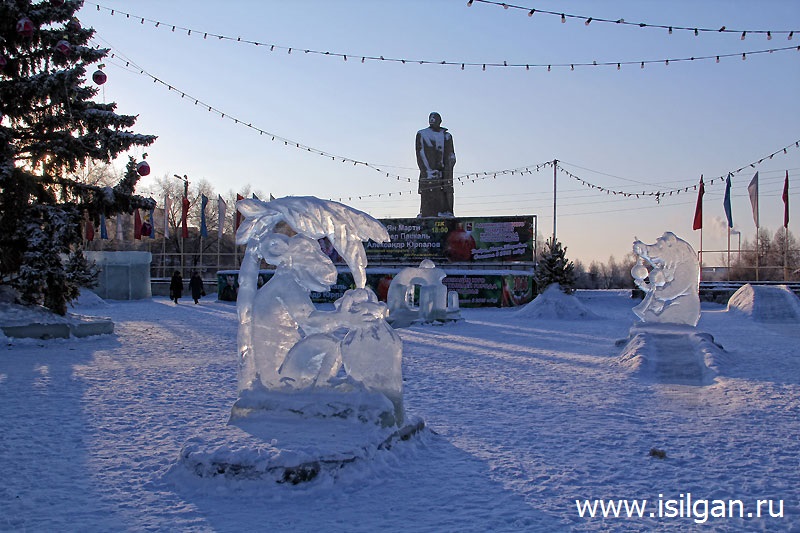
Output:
[{"xmin": 173, "ymin": 174, "xmax": 189, "ymax": 275}]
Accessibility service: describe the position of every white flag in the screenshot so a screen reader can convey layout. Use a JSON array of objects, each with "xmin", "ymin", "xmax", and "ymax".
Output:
[
  {"xmin": 218, "ymin": 195, "xmax": 227, "ymax": 238},
  {"xmin": 164, "ymin": 194, "xmax": 171, "ymax": 239},
  {"xmin": 747, "ymin": 172, "xmax": 759, "ymax": 228}
]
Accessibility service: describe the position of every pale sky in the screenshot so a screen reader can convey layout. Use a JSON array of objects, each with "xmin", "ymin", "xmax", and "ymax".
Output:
[{"xmin": 77, "ymin": 0, "xmax": 799, "ymax": 264}]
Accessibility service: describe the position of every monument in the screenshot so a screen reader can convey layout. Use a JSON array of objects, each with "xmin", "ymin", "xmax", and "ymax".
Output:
[{"xmin": 416, "ymin": 112, "xmax": 456, "ymax": 217}]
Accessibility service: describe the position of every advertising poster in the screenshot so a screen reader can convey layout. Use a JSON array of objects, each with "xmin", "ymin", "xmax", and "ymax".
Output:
[{"xmin": 365, "ymin": 216, "xmax": 536, "ymax": 264}]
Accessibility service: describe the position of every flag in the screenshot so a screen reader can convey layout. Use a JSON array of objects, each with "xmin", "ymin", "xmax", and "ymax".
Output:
[
  {"xmin": 148, "ymin": 207, "xmax": 155, "ymax": 238},
  {"xmin": 100, "ymin": 214, "xmax": 108, "ymax": 239},
  {"xmin": 783, "ymin": 171, "xmax": 790, "ymax": 228},
  {"xmin": 748, "ymin": 172, "xmax": 759, "ymax": 228},
  {"xmin": 692, "ymin": 176, "xmax": 704, "ymax": 230},
  {"xmin": 218, "ymin": 195, "xmax": 227, "ymax": 238},
  {"xmin": 234, "ymin": 193, "xmax": 244, "ymax": 231},
  {"xmin": 723, "ymin": 174, "xmax": 733, "ymax": 228},
  {"xmin": 164, "ymin": 195, "xmax": 171, "ymax": 239},
  {"xmin": 85, "ymin": 218, "xmax": 94, "ymax": 241},
  {"xmin": 200, "ymin": 194, "xmax": 208, "ymax": 238},
  {"xmin": 134, "ymin": 209, "xmax": 143, "ymax": 239},
  {"xmin": 181, "ymin": 197, "xmax": 190, "ymax": 238}
]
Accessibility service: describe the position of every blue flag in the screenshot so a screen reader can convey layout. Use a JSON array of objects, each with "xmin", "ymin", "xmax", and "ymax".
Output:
[
  {"xmin": 200, "ymin": 194, "xmax": 208, "ymax": 238},
  {"xmin": 100, "ymin": 214, "xmax": 108, "ymax": 239},
  {"xmin": 723, "ymin": 174, "xmax": 733, "ymax": 228}
]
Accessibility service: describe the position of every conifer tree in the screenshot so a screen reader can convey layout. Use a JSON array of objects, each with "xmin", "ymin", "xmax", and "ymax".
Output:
[
  {"xmin": 534, "ymin": 238, "xmax": 576, "ymax": 294},
  {"xmin": 0, "ymin": 0, "xmax": 156, "ymax": 314}
]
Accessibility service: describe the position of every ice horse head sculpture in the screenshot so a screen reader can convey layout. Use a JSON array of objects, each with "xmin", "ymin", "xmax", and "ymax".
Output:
[
  {"xmin": 232, "ymin": 196, "xmax": 404, "ymax": 426},
  {"xmin": 386, "ymin": 259, "xmax": 461, "ymax": 328},
  {"xmin": 631, "ymin": 231, "xmax": 700, "ymax": 327}
]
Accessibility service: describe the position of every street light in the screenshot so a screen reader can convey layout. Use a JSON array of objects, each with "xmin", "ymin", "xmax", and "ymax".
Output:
[{"xmin": 173, "ymin": 174, "xmax": 188, "ymax": 198}]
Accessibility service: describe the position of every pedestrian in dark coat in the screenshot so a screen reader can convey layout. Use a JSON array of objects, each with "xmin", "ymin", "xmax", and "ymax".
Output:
[
  {"xmin": 189, "ymin": 272, "xmax": 205, "ymax": 304},
  {"xmin": 169, "ymin": 271, "xmax": 183, "ymax": 304}
]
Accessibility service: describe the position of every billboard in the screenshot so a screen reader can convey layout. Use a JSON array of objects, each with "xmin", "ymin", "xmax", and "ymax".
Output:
[{"xmin": 364, "ymin": 215, "xmax": 536, "ymax": 264}]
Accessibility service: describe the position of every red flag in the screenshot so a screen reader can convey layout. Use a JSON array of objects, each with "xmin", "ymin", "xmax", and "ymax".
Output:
[
  {"xmin": 783, "ymin": 171, "xmax": 790, "ymax": 228},
  {"xmin": 85, "ymin": 219, "xmax": 95, "ymax": 241},
  {"xmin": 692, "ymin": 176, "xmax": 705, "ymax": 230},
  {"xmin": 235, "ymin": 193, "xmax": 244, "ymax": 231},
  {"xmin": 181, "ymin": 197, "xmax": 190, "ymax": 238},
  {"xmin": 134, "ymin": 209, "xmax": 143, "ymax": 240}
]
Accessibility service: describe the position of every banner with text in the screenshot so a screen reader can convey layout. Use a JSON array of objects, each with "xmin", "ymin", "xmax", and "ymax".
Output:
[{"xmin": 365, "ymin": 216, "xmax": 536, "ymax": 264}]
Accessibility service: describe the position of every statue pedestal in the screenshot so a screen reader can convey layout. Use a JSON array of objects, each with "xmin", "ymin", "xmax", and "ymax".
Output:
[
  {"xmin": 175, "ymin": 413, "xmax": 425, "ymax": 484},
  {"xmin": 615, "ymin": 323, "xmax": 726, "ymax": 385}
]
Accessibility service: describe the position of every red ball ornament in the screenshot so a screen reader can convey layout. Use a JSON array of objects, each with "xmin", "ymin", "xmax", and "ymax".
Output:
[
  {"xmin": 92, "ymin": 70, "xmax": 107, "ymax": 85},
  {"xmin": 54, "ymin": 40, "xmax": 72, "ymax": 57},
  {"xmin": 136, "ymin": 161, "xmax": 151, "ymax": 176},
  {"xmin": 16, "ymin": 17, "xmax": 35, "ymax": 38}
]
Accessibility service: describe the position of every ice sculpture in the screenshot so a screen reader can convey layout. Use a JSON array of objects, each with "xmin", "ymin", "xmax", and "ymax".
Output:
[
  {"xmin": 386, "ymin": 259, "xmax": 461, "ymax": 327},
  {"xmin": 232, "ymin": 196, "xmax": 404, "ymax": 426},
  {"xmin": 631, "ymin": 232, "xmax": 700, "ymax": 327}
]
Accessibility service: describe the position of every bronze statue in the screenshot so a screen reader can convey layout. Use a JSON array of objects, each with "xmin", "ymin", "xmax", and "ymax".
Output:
[{"xmin": 416, "ymin": 112, "xmax": 456, "ymax": 217}]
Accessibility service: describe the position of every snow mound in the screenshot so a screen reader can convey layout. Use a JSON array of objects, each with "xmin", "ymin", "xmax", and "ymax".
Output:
[
  {"xmin": 514, "ymin": 284, "xmax": 601, "ymax": 320},
  {"xmin": 615, "ymin": 323, "xmax": 725, "ymax": 385},
  {"xmin": 726, "ymin": 283, "xmax": 800, "ymax": 322},
  {"xmin": 174, "ymin": 412, "xmax": 426, "ymax": 484},
  {"xmin": 71, "ymin": 289, "xmax": 109, "ymax": 309}
]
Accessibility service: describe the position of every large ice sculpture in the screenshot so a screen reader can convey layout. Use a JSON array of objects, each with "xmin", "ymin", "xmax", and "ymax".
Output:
[
  {"xmin": 631, "ymin": 232, "xmax": 700, "ymax": 327},
  {"xmin": 232, "ymin": 196, "xmax": 403, "ymax": 426},
  {"xmin": 386, "ymin": 259, "xmax": 461, "ymax": 327}
]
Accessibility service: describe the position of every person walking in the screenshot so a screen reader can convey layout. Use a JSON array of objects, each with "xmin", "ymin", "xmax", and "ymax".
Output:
[
  {"xmin": 189, "ymin": 272, "xmax": 205, "ymax": 304},
  {"xmin": 169, "ymin": 270, "xmax": 183, "ymax": 304}
]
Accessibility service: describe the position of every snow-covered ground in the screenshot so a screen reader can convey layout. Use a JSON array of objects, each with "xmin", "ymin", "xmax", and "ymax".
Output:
[{"xmin": 1, "ymin": 289, "xmax": 798, "ymax": 532}]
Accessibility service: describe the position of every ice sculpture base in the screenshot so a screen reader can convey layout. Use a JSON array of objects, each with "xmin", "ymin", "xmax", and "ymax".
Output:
[
  {"xmin": 615, "ymin": 323, "xmax": 726, "ymax": 385},
  {"xmin": 175, "ymin": 412, "xmax": 425, "ymax": 484},
  {"xmin": 230, "ymin": 384, "xmax": 401, "ymax": 428}
]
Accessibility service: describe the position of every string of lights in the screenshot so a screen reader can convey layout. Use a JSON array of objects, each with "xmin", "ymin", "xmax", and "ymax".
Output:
[
  {"xmin": 467, "ymin": 0, "xmax": 798, "ymax": 40},
  {"xmin": 85, "ymin": 2, "xmax": 800, "ymax": 72},
  {"xmin": 556, "ymin": 140, "xmax": 800, "ymax": 201},
  {"xmin": 94, "ymin": 40, "xmax": 560, "ymax": 194},
  {"xmin": 89, "ymin": 43, "xmax": 796, "ymax": 208}
]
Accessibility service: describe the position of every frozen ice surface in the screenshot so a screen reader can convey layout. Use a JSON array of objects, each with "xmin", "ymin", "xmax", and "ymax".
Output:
[
  {"xmin": 631, "ymin": 232, "xmax": 700, "ymax": 327},
  {"xmin": 386, "ymin": 259, "xmax": 461, "ymax": 327},
  {"xmin": 232, "ymin": 196, "xmax": 402, "ymax": 425}
]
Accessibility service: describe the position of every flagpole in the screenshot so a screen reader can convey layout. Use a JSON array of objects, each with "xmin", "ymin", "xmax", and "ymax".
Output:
[{"xmin": 727, "ymin": 227, "xmax": 731, "ymax": 282}]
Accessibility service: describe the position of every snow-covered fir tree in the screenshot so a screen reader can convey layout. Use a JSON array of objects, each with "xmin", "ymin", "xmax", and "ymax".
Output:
[
  {"xmin": 0, "ymin": 0, "xmax": 156, "ymax": 314},
  {"xmin": 534, "ymin": 238, "xmax": 576, "ymax": 295}
]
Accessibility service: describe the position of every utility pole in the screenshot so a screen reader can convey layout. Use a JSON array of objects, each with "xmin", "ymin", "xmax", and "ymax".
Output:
[
  {"xmin": 552, "ymin": 159, "xmax": 558, "ymax": 244},
  {"xmin": 173, "ymin": 174, "xmax": 189, "ymax": 275}
]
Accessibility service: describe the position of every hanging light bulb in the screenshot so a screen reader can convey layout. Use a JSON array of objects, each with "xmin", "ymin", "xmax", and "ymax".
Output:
[
  {"xmin": 528, "ymin": 9, "xmax": 535, "ymax": 16},
  {"xmin": 694, "ymin": 28, "xmax": 699, "ymax": 36},
  {"xmin": 668, "ymin": 27, "xmax": 673, "ymax": 35},
  {"xmin": 585, "ymin": 18, "xmax": 592, "ymax": 26},
  {"xmin": 561, "ymin": 13, "xmax": 566, "ymax": 23},
  {"xmin": 741, "ymin": 31, "xmax": 746, "ymax": 40},
  {"xmin": 640, "ymin": 61, "xmax": 644, "ymax": 69},
  {"xmin": 767, "ymin": 31, "xmax": 772, "ymax": 40},
  {"xmin": 788, "ymin": 31, "xmax": 794, "ymax": 40},
  {"xmin": 716, "ymin": 56, "xmax": 720, "ymax": 63},
  {"xmin": 742, "ymin": 53, "xmax": 746, "ymax": 60},
  {"xmin": 467, "ymin": 0, "xmax": 473, "ymax": 6}
]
